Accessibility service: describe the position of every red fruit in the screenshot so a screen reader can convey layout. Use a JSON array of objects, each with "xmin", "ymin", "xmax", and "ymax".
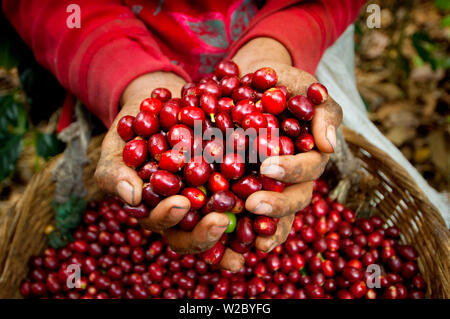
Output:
[
  {"xmin": 345, "ymin": 244, "xmax": 362, "ymax": 259},
  {"xmin": 123, "ymin": 137, "xmax": 147, "ymax": 168},
  {"xmin": 182, "ymin": 83, "xmax": 200, "ymax": 97},
  {"xmin": 232, "ymin": 176, "xmax": 262, "ymax": 199},
  {"xmin": 159, "ymin": 150, "xmax": 186, "ymax": 173},
  {"xmin": 182, "ymin": 95, "xmax": 199, "ymax": 107},
  {"xmin": 367, "ymin": 231, "xmax": 384, "ymax": 247},
  {"xmin": 148, "ymin": 263, "xmax": 164, "ymax": 282},
  {"xmin": 227, "ymin": 129, "xmax": 249, "ymax": 153},
  {"xmin": 117, "ymin": 115, "xmax": 135, "ymax": 141},
  {"xmin": 20, "ymin": 281, "xmax": 32, "ymax": 298},
  {"xmin": 181, "ymin": 187, "xmax": 206, "ymax": 210},
  {"xmin": 215, "ymin": 60, "xmax": 239, "ymax": 79},
  {"xmin": 184, "ymin": 156, "xmax": 212, "ymax": 186},
  {"xmin": 150, "ymin": 170, "xmax": 181, "ymax": 196},
  {"xmin": 254, "ymin": 134, "xmax": 281, "ymax": 160},
  {"xmin": 178, "ymin": 210, "xmax": 201, "ymax": 231},
  {"xmin": 260, "ymin": 175, "xmax": 285, "ymax": 192},
  {"xmin": 295, "ymin": 133, "xmax": 315, "ymax": 152},
  {"xmin": 203, "ymin": 139, "xmax": 224, "ymax": 163},
  {"xmin": 264, "ymin": 113, "xmax": 280, "ymax": 129},
  {"xmin": 261, "ymin": 88, "xmax": 286, "ymax": 115},
  {"xmin": 232, "ymin": 99, "xmax": 256, "ymax": 124},
  {"xmin": 240, "ymin": 73, "xmax": 254, "ymax": 87},
  {"xmin": 198, "ymin": 80, "xmax": 222, "ymax": 98},
  {"xmin": 151, "ymin": 88, "xmax": 172, "ymax": 102},
  {"xmin": 215, "ymin": 112, "xmax": 234, "ymax": 134},
  {"xmin": 220, "ymin": 153, "xmax": 245, "ymax": 180},
  {"xmin": 229, "ymin": 239, "xmax": 251, "ymax": 253},
  {"xmin": 231, "ymin": 197, "xmax": 245, "ymax": 214},
  {"xmin": 236, "ymin": 216, "xmax": 256, "ymax": 245},
  {"xmin": 276, "ymin": 85, "xmax": 290, "ymax": 99},
  {"xmin": 412, "ymin": 275, "xmax": 426, "ymax": 290},
  {"xmin": 342, "ymin": 267, "xmax": 362, "ymax": 283},
  {"xmin": 141, "ymin": 183, "xmax": 161, "ymax": 208},
  {"xmin": 201, "ymin": 241, "xmax": 225, "ymax": 265},
  {"xmin": 369, "ymin": 215, "xmax": 384, "ymax": 228},
  {"xmin": 349, "ymin": 281, "xmax": 367, "ymax": 299},
  {"xmin": 220, "ymin": 76, "xmax": 240, "ymax": 96},
  {"xmin": 133, "ymin": 111, "xmax": 159, "ymax": 137},
  {"xmin": 232, "ymin": 86, "xmax": 257, "ymax": 102},
  {"xmin": 31, "ymin": 282, "xmax": 47, "ymax": 296},
  {"xmin": 207, "ymin": 190, "xmax": 236, "ymax": 212},
  {"xmin": 253, "ymin": 216, "xmax": 277, "ymax": 236},
  {"xmin": 160, "ymin": 99, "xmax": 181, "ymax": 131},
  {"xmin": 287, "ymin": 95, "xmax": 315, "ymax": 121},
  {"xmin": 199, "ymin": 93, "xmax": 218, "ymax": 119},
  {"xmin": 281, "ymin": 118, "xmax": 301, "ymax": 138},
  {"xmin": 312, "ymin": 198, "xmax": 328, "ymax": 217},
  {"xmin": 178, "ymin": 106, "xmax": 205, "ymax": 127},
  {"xmin": 208, "ymin": 172, "xmax": 229, "ymax": 193},
  {"xmin": 266, "ymin": 254, "xmax": 281, "ymax": 272},
  {"xmin": 305, "ymin": 284, "xmax": 324, "ymax": 299},
  {"xmin": 252, "ymin": 67, "xmax": 278, "ymax": 91},
  {"xmin": 396, "ymin": 245, "xmax": 418, "ymax": 261},
  {"xmin": 242, "ymin": 111, "xmax": 268, "ymax": 130},
  {"xmin": 217, "ymin": 97, "xmax": 234, "ymax": 113},
  {"xmin": 279, "ymin": 136, "xmax": 295, "ymax": 155},
  {"xmin": 401, "ymin": 261, "xmax": 418, "ymax": 278},
  {"xmin": 307, "ymin": 83, "xmax": 328, "ymax": 105},
  {"xmin": 140, "ymin": 97, "xmax": 163, "ymax": 114},
  {"xmin": 385, "ymin": 226, "xmax": 400, "ymax": 238},
  {"xmin": 123, "ymin": 203, "xmax": 150, "ymax": 219},
  {"xmin": 167, "ymin": 124, "xmax": 193, "ymax": 152},
  {"xmin": 148, "ymin": 133, "xmax": 169, "ymax": 160}
]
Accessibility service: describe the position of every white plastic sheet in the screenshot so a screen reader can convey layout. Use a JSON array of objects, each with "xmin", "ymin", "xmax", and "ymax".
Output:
[{"xmin": 316, "ymin": 25, "xmax": 449, "ymax": 226}]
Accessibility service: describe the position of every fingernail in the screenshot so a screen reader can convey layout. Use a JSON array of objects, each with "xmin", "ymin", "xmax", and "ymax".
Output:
[
  {"xmin": 170, "ymin": 206, "xmax": 190, "ymax": 217},
  {"xmin": 252, "ymin": 202, "xmax": 273, "ymax": 215},
  {"xmin": 117, "ymin": 181, "xmax": 134, "ymax": 204},
  {"xmin": 326, "ymin": 125, "xmax": 336, "ymax": 151},
  {"xmin": 261, "ymin": 165, "xmax": 285, "ymax": 179},
  {"xmin": 208, "ymin": 225, "xmax": 227, "ymax": 241}
]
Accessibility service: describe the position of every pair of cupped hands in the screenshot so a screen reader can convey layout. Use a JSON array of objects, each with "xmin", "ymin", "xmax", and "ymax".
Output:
[{"xmin": 94, "ymin": 38, "xmax": 343, "ymax": 272}]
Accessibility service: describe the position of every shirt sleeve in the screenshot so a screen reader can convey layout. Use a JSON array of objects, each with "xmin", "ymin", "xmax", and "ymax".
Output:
[
  {"xmin": 227, "ymin": 0, "xmax": 366, "ymax": 74},
  {"xmin": 2, "ymin": 0, "xmax": 191, "ymax": 127}
]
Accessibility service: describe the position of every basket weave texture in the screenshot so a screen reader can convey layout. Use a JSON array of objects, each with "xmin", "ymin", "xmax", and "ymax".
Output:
[{"xmin": 0, "ymin": 128, "xmax": 449, "ymax": 298}]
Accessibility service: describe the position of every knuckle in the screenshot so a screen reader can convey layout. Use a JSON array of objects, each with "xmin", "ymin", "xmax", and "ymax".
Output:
[{"xmin": 329, "ymin": 100, "xmax": 343, "ymax": 124}]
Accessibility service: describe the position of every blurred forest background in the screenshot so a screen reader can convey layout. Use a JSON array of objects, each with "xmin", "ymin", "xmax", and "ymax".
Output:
[{"xmin": 0, "ymin": 0, "xmax": 449, "ymax": 211}]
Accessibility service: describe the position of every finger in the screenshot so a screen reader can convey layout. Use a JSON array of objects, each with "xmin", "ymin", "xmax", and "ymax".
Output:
[
  {"xmin": 260, "ymin": 151, "xmax": 329, "ymax": 183},
  {"xmin": 312, "ymin": 99, "xmax": 342, "ymax": 153},
  {"xmin": 138, "ymin": 195, "xmax": 190, "ymax": 232},
  {"xmin": 95, "ymin": 143, "xmax": 144, "ymax": 206},
  {"xmin": 245, "ymin": 181, "xmax": 313, "ymax": 218},
  {"xmin": 219, "ymin": 249, "xmax": 244, "ymax": 273},
  {"xmin": 255, "ymin": 214, "xmax": 295, "ymax": 252},
  {"xmin": 164, "ymin": 212, "xmax": 230, "ymax": 254}
]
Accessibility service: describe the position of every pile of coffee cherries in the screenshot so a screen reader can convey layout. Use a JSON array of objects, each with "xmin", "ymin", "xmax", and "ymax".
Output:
[
  {"xmin": 20, "ymin": 180, "xmax": 426, "ymax": 299},
  {"xmin": 117, "ymin": 61, "xmax": 329, "ymax": 263}
]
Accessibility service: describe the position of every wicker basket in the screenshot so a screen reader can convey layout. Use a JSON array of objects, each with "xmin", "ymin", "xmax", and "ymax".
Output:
[{"xmin": 0, "ymin": 128, "xmax": 449, "ymax": 298}]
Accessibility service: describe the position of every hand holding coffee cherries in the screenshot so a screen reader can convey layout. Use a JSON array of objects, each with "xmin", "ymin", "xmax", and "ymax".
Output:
[{"xmin": 95, "ymin": 59, "xmax": 342, "ymax": 272}]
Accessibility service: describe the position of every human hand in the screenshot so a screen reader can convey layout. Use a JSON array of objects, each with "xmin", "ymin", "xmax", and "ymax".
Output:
[
  {"xmin": 94, "ymin": 72, "xmax": 244, "ymax": 272},
  {"xmin": 232, "ymin": 37, "xmax": 343, "ymax": 253}
]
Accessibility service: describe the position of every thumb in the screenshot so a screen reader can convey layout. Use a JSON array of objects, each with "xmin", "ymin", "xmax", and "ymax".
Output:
[{"xmin": 311, "ymin": 99, "xmax": 342, "ymax": 154}]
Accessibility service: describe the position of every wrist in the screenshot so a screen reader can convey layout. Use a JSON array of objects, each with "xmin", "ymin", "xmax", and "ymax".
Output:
[
  {"xmin": 121, "ymin": 72, "xmax": 186, "ymax": 106},
  {"xmin": 231, "ymin": 37, "xmax": 292, "ymax": 75}
]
